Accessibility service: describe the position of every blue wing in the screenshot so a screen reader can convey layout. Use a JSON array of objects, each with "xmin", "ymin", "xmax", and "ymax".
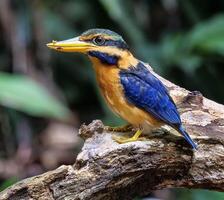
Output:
[
  {"xmin": 119, "ymin": 63, "xmax": 181, "ymax": 127},
  {"xmin": 119, "ymin": 62, "xmax": 197, "ymax": 149}
]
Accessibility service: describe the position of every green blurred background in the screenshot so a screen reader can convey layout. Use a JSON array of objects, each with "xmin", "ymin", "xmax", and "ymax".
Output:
[{"xmin": 0, "ymin": 0, "xmax": 223, "ymax": 199}]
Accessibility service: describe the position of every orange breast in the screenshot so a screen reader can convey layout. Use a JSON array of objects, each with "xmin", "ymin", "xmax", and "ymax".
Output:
[{"xmin": 91, "ymin": 58, "xmax": 161, "ymax": 128}]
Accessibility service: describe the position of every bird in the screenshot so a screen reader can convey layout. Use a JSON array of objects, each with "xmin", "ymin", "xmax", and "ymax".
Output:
[{"xmin": 47, "ymin": 28, "xmax": 197, "ymax": 149}]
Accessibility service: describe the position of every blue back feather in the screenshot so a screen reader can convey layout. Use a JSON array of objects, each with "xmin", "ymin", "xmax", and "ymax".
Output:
[
  {"xmin": 120, "ymin": 62, "xmax": 197, "ymax": 149},
  {"xmin": 120, "ymin": 62, "xmax": 181, "ymax": 126}
]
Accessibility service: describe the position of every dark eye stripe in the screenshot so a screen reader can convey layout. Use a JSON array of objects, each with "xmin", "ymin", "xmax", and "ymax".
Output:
[
  {"xmin": 104, "ymin": 40, "xmax": 129, "ymax": 50},
  {"xmin": 83, "ymin": 38, "xmax": 129, "ymax": 50}
]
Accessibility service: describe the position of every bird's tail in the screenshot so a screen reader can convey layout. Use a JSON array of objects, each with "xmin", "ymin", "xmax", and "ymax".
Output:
[{"xmin": 178, "ymin": 126, "xmax": 197, "ymax": 150}]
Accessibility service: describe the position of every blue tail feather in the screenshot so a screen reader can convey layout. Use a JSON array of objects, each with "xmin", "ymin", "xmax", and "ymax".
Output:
[{"xmin": 178, "ymin": 126, "xmax": 197, "ymax": 149}]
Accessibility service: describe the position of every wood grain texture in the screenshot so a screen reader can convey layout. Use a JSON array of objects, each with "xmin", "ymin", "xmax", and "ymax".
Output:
[{"xmin": 0, "ymin": 66, "xmax": 223, "ymax": 200}]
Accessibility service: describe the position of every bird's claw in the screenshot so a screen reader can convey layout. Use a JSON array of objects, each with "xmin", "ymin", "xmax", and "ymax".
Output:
[{"xmin": 112, "ymin": 129, "xmax": 144, "ymax": 143}]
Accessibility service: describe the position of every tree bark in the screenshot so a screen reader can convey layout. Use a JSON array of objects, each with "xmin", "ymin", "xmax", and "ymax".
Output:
[{"xmin": 0, "ymin": 66, "xmax": 224, "ymax": 200}]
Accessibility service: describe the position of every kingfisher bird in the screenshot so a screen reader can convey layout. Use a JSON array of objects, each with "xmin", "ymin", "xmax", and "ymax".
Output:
[{"xmin": 47, "ymin": 28, "xmax": 197, "ymax": 149}]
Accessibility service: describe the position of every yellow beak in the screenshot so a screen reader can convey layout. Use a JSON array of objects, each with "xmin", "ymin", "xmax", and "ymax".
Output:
[{"xmin": 46, "ymin": 37, "xmax": 95, "ymax": 52}]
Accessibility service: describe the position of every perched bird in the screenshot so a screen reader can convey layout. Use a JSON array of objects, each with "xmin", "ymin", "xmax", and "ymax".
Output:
[{"xmin": 47, "ymin": 29, "xmax": 197, "ymax": 149}]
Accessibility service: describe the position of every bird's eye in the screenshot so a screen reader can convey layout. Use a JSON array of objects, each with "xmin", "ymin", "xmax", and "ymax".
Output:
[{"xmin": 93, "ymin": 36, "xmax": 105, "ymax": 45}]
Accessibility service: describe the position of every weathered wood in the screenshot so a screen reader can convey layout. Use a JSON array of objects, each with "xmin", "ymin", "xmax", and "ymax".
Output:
[{"xmin": 0, "ymin": 66, "xmax": 224, "ymax": 200}]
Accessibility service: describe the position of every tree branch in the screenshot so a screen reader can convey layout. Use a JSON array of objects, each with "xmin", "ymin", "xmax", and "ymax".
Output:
[{"xmin": 0, "ymin": 66, "xmax": 224, "ymax": 200}]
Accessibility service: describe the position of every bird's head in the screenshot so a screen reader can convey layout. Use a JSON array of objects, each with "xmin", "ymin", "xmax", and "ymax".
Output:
[{"xmin": 47, "ymin": 29, "xmax": 137, "ymax": 67}]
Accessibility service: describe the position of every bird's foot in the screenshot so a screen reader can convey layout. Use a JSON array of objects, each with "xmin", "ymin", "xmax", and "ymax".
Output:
[
  {"xmin": 105, "ymin": 124, "xmax": 134, "ymax": 132},
  {"xmin": 112, "ymin": 129, "xmax": 144, "ymax": 143}
]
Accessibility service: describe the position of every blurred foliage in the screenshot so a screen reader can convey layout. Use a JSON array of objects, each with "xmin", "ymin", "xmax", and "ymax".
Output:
[
  {"xmin": 0, "ymin": 72, "xmax": 71, "ymax": 120},
  {"xmin": 0, "ymin": 0, "xmax": 224, "ymax": 199},
  {"xmin": 188, "ymin": 14, "xmax": 224, "ymax": 55},
  {"xmin": 175, "ymin": 189, "xmax": 224, "ymax": 200},
  {"xmin": 0, "ymin": 177, "xmax": 17, "ymax": 192}
]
